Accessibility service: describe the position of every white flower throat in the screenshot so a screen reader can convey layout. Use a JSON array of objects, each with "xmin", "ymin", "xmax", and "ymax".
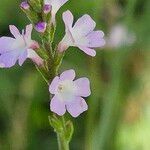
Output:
[{"xmin": 57, "ymin": 80, "xmax": 77, "ymax": 101}]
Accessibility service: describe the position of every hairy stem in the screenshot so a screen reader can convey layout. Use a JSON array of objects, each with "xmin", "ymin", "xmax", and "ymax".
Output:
[
  {"xmin": 57, "ymin": 117, "xmax": 70, "ymax": 150},
  {"xmin": 57, "ymin": 134, "xmax": 69, "ymax": 150},
  {"xmin": 46, "ymin": 53, "xmax": 71, "ymax": 150},
  {"xmin": 49, "ymin": 114, "xmax": 72, "ymax": 150}
]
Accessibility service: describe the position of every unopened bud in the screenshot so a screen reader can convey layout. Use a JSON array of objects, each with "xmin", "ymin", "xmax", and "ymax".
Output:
[
  {"xmin": 35, "ymin": 22, "xmax": 47, "ymax": 33},
  {"xmin": 20, "ymin": 1, "xmax": 30, "ymax": 10},
  {"xmin": 43, "ymin": 4, "xmax": 52, "ymax": 14}
]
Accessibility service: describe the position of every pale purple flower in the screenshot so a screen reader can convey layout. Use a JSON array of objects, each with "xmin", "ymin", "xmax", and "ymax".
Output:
[
  {"xmin": 20, "ymin": 1, "xmax": 30, "ymax": 10},
  {"xmin": 44, "ymin": 0, "xmax": 68, "ymax": 24},
  {"xmin": 58, "ymin": 10, "xmax": 105, "ymax": 57},
  {"xmin": 0, "ymin": 24, "xmax": 43, "ymax": 68},
  {"xmin": 107, "ymin": 24, "xmax": 136, "ymax": 48},
  {"xmin": 35, "ymin": 22, "xmax": 47, "ymax": 33},
  {"xmin": 49, "ymin": 69, "xmax": 91, "ymax": 117}
]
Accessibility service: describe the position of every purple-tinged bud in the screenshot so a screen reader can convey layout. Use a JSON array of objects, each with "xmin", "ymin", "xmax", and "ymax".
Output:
[
  {"xmin": 35, "ymin": 22, "xmax": 47, "ymax": 33},
  {"xmin": 20, "ymin": 1, "xmax": 30, "ymax": 10},
  {"xmin": 44, "ymin": 4, "xmax": 52, "ymax": 14}
]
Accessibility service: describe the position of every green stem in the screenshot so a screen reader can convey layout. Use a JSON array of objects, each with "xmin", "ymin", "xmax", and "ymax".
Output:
[
  {"xmin": 56, "ymin": 116, "xmax": 70, "ymax": 150},
  {"xmin": 57, "ymin": 117, "xmax": 70, "ymax": 150},
  {"xmin": 49, "ymin": 115, "xmax": 71, "ymax": 150},
  {"xmin": 57, "ymin": 117, "xmax": 69, "ymax": 150},
  {"xmin": 37, "ymin": 51, "xmax": 71, "ymax": 150},
  {"xmin": 47, "ymin": 51, "xmax": 71, "ymax": 150},
  {"xmin": 57, "ymin": 134, "xmax": 69, "ymax": 150}
]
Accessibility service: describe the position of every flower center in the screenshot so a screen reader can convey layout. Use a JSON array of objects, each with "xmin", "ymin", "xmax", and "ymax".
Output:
[
  {"xmin": 57, "ymin": 80, "xmax": 77, "ymax": 101},
  {"xmin": 58, "ymin": 84, "xmax": 63, "ymax": 92}
]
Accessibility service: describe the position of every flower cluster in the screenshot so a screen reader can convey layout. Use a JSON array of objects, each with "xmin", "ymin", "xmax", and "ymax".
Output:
[{"xmin": 0, "ymin": 0, "xmax": 105, "ymax": 117}]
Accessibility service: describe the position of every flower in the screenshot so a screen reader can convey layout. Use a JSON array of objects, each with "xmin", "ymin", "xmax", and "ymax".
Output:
[
  {"xmin": 0, "ymin": 24, "xmax": 43, "ymax": 68},
  {"xmin": 49, "ymin": 69, "xmax": 91, "ymax": 117},
  {"xmin": 58, "ymin": 10, "xmax": 105, "ymax": 57},
  {"xmin": 35, "ymin": 22, "xmax": 47, "ymax": 33},
  {"xmin": 44, "ymin": 0, "xmax": 68, "ymax": 24},
  {"xmin": 107, "ymin": 24, "xmax": 136, "ymax": 48}
]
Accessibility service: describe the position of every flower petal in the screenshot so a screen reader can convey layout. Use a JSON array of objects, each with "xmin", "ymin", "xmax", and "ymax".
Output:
[
  {"xmin": 50, "ymin": 95, "xmax": 66, "ymax": 116},
  {"xmin": 0, "ymin": 50, "xmax": 20, "ymax": 68},
  {"xmin": 25, "ymin": 24, "xmax": 33, "ymax": 40},
  {"xmin": 74, "ymin": 77, "xmax": 91, "ymax": 97},
  {"xmin": 45, "ymin": 0, "xmax": 68, "ymax": 23},
  {"xmin": 45, "ymin": 0, "xmax": 68, "ymax": 11},
  {"xmin": 49, "ymin": 76, "xmax": 60, "ymax": 94},
  {"xmin": 0, "ymin": 37, "xmax": 15, "ymax": 53},
  {"xmin": 0, "ymin": 63, "xmax": 5, "ymax": 68},
  {"xmin": 63, "ymin": 10, "xmax": 74, "ymax": 29},
  {"xmin": 18, "ymin": 50, "xmax": 28, "ymax": 66},
  {"xmin": 86, "ymin": 31, "xmax": 106, "ymax": 47},
  {"xmin": 9, "ymin": 25, "xmax": 21, "ymax": 38},
  {"xmin": 60, "ymin": 69, "xmax": 75, "ymax": 81},
  {"xmin": 58, "ymin": 0, "xmax": 68, "ymax": 7},
  {"xmin": 58, "ymin": 30, "xmax": 74, "ymax": 52},
  {"xmin": 78, "ymin": 46, "xmax": 96, "ymax": 57},
  {"xmin": 25, "ymin": 24, "xmax": 33, "ymax": 46},
  {"xmin": 73, "ymin": 14, "xmax": 96, "ymax": 37},
  {"xmin": 66, "ymin": 97, "xmax": 88, "ymax": 117}
]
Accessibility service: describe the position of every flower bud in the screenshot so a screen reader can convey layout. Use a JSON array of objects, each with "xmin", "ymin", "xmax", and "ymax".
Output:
[
  {"xmin": 20, "ymin": 1, "xmax": 40, "ymax": 24},
  {"xmin": 20, "ymin": 1, "xmax": 30, "ymax": 10},
  {"xmin": 43, "ymin": 4, "xmax": 52, "ymax": 14},
  {"xmin": 42, "ymin": 4, "xmax": 51, "ymax": 23},
  {"xmin": 35, "ymin": 22, "xmax": 47, "ymax": 33}
]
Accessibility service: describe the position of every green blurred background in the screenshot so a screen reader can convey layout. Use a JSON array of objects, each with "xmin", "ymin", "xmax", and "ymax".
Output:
[{"xmin": 0, "ymin": 0, "xmax": 150, "ymax": 150}]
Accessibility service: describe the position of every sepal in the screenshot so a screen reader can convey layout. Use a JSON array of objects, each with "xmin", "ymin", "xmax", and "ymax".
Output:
[
  {"xmin": 21, "ymin": 5, "xmax": 40, "ymax": 23},
  {"xmin": 65, "ymin": 120, "xmax": 74, "ymax": 142},
  {"xmin": 48, "ymin": 115, "xmax": 63, "ymax": 133},
  {"xmin": 28, "ymin": 0, "xmax": 42, "ymax": 13}
]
